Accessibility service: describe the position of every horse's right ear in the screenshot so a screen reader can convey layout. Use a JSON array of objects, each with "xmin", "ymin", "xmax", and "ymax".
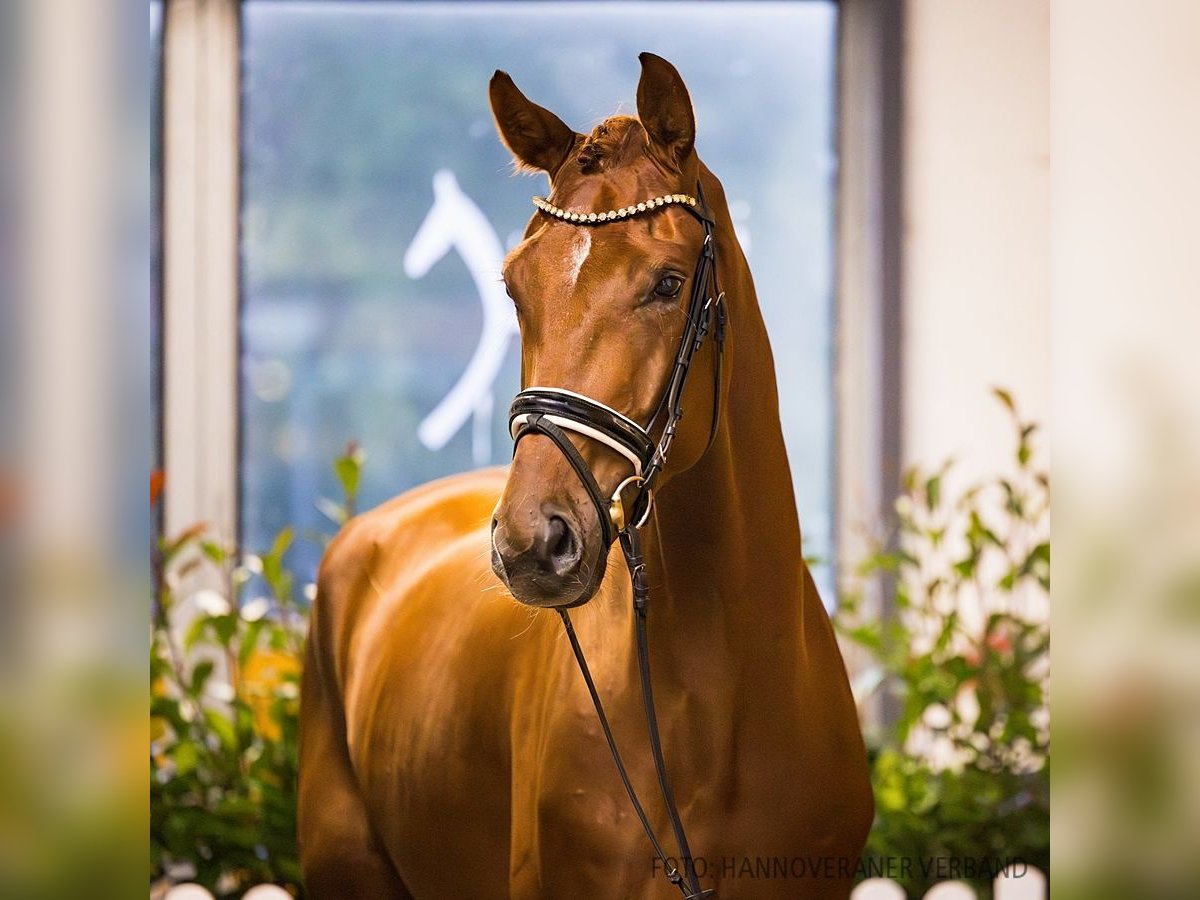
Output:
[
  {"xmin": 635, "ymin": 53, "xmax": 695, "ymax": 169},
  {"xmin": 489, "ymin": 71, "xmax": 579, "ymax": 177}
]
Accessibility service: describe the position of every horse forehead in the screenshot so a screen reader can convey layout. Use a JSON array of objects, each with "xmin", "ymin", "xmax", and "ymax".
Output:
[
  {"xmin": 565, "ymin": 230, "xmax": 592, "ymax": 288},
  {"xmin": 506, "ymin": 225, "xmax": 592, "ymax": 284},
  {"xmin": 508, "ymin": 213, "xmax": 692, "ymax": 295}
]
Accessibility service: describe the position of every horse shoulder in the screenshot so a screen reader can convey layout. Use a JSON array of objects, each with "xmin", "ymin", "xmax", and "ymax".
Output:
[
  {"xmin": 304, "ymin": 468, "xmax": 524, "ymax": 894},
  {"xmin": 308, "ymin": 466, "xmax": 509, "ymax": 689}
]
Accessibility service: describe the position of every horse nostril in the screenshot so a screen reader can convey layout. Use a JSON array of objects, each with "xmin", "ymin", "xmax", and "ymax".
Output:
[
  {"xmin": 549, "ymin": 515, "xmax": 575, "ymax": 561},
  {"xmin": 535, "ymin": 513, "xmax": 581, "ymax": 577}
]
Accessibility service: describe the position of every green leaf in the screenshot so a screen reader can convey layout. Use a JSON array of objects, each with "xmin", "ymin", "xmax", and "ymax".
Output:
[
  {"xmin": 1000, "ymin": 479, "xmax": 1022, "ymax": 517},
  {"xmin": 212, "ymin": 614, "xmax": 238, "ymax": 647},
  {"xmin": 204, "ymin": 708, "xmax": 237, "ymax": 751},
  {"xmin": 934, "ymin": 610, "xmax": 959, "ymax": 653},
  {"xmin": 333, "ymin": 452, "xmax": 362, "ymax": 499},
  {"xmin": 967, "ymin": 510, "xmax": 1001, "ymax": 551},
  {"xmin": 269, "ymin": 527, "xmax": 294, "ymax": 561},
  {"xmin": 239, "ymin": 620, "xmax": 265, "ymax": 668},
  {"xmin": 841, "ymin": 624, "xmax": 883, "ymax": 652},
  {"xmin": 992, "ymin": 386, "xmax": 1016, "ymax": 413},
  {"xmin": 173, "ymin": 741, "xmax": 198, "ymax": 777},
  {"xmin": 190, "ymin": 659, "xmax": 214, "ymax": 696},
  {"xmin": 183, "ymin": 616, "xmax": 209, "ymax": 652},
  {"xmin": 1026, "ymin": 542, "xmax": 1050, "ymax": 570},
  {"xmin": 201, "ymin": 540, "xmax": 227, "ymax": 565},
  {"xmin": 925, "ymin": 474, "xmax": 941, "ymax": 509},
  {"xmin": 150, "ymin": 650, "xmax": 172, "ymax": 684},
  {"xmin": 151, "ymin": 695, "xmax": 188, "ymax": 733}
]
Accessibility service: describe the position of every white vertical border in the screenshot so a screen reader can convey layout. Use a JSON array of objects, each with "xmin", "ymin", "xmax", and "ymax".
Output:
[
  {"xmin": 162, "ymin": 0, "xmax": 241, "ymax": 541},
  {"xmin": 835, "ymin": 0, "xmax": 905, "ymax": 710},
  {"xmin": 21, "ymin": 0, "xmax": 117, "ymax": 550}
]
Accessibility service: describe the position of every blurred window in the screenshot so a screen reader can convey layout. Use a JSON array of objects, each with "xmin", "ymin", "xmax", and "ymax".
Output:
[{"xmin": 240, "ymin": 1, "xmax": 838, "ymax": 591}]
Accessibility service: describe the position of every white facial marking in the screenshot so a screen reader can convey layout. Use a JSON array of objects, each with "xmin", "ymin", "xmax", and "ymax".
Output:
[{"xmin": 566, "ymin": 229, "xmax": 591, "ymax": 289}]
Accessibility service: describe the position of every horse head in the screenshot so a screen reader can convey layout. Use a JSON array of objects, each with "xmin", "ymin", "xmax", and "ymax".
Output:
[{"xmin": 489, "ymin": 54, "xmax": 723, "ymax": 609}]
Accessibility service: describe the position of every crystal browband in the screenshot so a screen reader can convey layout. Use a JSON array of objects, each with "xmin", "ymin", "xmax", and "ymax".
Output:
[{"xmin": 532, "ymin": 193, "xmax": 699, "ymax": 224}]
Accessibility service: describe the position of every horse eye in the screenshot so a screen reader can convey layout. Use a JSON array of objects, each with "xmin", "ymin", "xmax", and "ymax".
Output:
[{"xmin": 653, "ymin": 275, "xmax": 683, "ymax": 298}]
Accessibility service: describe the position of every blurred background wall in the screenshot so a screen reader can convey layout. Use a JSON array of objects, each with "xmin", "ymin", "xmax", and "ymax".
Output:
[
  {"xmin": 1053, "ymin": 0, "xmax": 1200, "ymax": 893},
  {"xmin": 903, "ymin": 0, "xmax": 1050, "ymax": 478}
]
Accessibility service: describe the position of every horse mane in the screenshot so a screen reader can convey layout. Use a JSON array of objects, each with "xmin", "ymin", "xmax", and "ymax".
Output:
[{"xmin": 575, "ymin": 115, "xmax": 644, "ymax": 173}]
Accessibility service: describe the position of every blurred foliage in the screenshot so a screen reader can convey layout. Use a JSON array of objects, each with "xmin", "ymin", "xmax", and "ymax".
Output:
[
  {"xmin": 149, "ymin": 447, "xmax": 363, "ymax": 898},
  {"xmin": 836, "ymin": 389, "xmax": 1050, "ymax": 898}
]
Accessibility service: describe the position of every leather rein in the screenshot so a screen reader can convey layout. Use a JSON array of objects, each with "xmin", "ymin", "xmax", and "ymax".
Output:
[{"xmin": 507, "ymin": 182, "xmax": 726, "ymax": 899}]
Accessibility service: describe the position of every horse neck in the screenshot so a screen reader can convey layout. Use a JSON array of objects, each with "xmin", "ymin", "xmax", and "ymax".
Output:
[{"xmin": 638, "ymin": 167, "xmax": 805, "ymax": 681}]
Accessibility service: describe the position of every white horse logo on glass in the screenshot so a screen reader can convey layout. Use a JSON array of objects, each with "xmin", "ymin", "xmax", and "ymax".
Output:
[{"xmin": 403, "ymin": 170, "xmax": 518, "ymax": 465}]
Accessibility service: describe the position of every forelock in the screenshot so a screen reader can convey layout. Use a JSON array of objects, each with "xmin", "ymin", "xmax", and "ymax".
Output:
[{"xmin": 575, "ymin": 116, "xmax": 645, "ymax": 173}]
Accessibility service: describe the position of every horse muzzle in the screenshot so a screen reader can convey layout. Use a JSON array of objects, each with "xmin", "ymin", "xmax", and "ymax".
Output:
[
  {"xmin": 492, "ymin": 387, "xmax": 653, "ymax": 608},
  {"xmin": 490, "ymin": 501, "xmax": 606, "ymax": 608}
]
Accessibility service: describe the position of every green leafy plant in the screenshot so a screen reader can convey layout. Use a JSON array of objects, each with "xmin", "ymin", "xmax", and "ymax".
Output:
[
  {"xmin": 836, "ymin": 390, "xmax": 1050, "ymax": 898},
  {"xmin": 150, "ymin": 445, "xmax": 364, "ymax": 897}
]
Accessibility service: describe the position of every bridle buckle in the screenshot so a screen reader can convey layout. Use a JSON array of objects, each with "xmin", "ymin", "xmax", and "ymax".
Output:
[{"xmin": 609, "ymin": 474, "xmax": 652, "ymax": 532}]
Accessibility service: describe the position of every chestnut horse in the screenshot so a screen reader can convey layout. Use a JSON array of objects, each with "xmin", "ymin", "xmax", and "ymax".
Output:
[{"xmin": 298, "ymin": 54, "xmax": 872, "ymax": 899}]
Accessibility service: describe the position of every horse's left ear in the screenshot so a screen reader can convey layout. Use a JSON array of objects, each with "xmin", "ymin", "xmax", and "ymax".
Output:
[
  {"xmin": 490, "ymin": 70, "xmax": 579, "ymax": 177},
  {"xmin": 636, "ymin": 53, "xmax": 695, "ymax": 168}
]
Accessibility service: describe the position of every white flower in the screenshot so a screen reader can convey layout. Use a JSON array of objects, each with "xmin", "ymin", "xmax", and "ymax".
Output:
[
  {"xmin": 241, "ymin": 554, "xmax": 264, "ymax": 575},
  {"xmin": 207, "ymin": 681, "xmax": 235, "ymax": 703},
  {"xmin": 923, "ymin": 703, "xmax": 952, "ymax": 730},
  {"xmin": 241, "ymin": 597, "xmax": 271, "ymax": 623},
  {"xmin": 303, "ymin": 582, "xmax": 318, "ymax": 602},
  {"xmin": 193, "ymin": 589, "xmax": 231, "ymax": 617}
]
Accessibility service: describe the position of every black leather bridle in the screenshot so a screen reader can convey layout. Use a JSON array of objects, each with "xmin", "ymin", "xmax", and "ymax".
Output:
[{"xmin": 507, "ymin": 182, "xmax": 726, "ymax": 899}]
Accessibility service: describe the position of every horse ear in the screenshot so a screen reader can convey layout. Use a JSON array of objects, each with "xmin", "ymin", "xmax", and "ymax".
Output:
[
  {"xmin": 489, "ymin": 71, "xmax": 578, "ymax": 176},
  {"xmin": 635, "ymin": 52, "xmax": 695, "ymax": 168}
]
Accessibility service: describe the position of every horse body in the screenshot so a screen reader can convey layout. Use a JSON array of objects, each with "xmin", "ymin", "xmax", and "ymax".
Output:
[{"xmin": 300, "ymin": 56, "xmax": 871, "ymax": 899}]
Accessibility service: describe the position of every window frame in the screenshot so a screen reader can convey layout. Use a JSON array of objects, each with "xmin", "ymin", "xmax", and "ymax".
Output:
[
  {"xmin": 161, "ymin": 0, "xmax": 242, "ymax": 541},
  {"xmin": 833, "ymin": 0, "xmax": 905, "ymax": 705}
]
